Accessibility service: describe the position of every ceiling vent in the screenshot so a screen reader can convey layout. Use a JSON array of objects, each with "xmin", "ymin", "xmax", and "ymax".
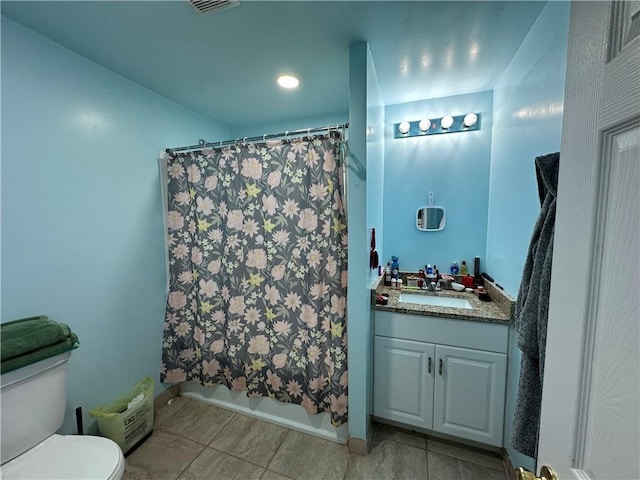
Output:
[{"xmin": 189, "ymin": 0, "xmax": 239, "ymax": 16}]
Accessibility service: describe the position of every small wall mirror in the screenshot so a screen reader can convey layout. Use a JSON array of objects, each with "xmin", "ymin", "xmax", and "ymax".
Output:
[{"xmin": 417, "ymin": 206, "xmax": 446, "ymax": 231}]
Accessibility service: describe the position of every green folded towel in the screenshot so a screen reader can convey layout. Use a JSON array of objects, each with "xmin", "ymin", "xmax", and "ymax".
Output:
[
  {"xmin": 1, "ymin": 315, "xmax": 73, "ymax": 360},
  {"xmin": 1, "ymin": 333, "xmax": 79, "ymax": 374},
  {"xmin": 1, "ymin": 316, "xmax": 79, "ymax": 374}
]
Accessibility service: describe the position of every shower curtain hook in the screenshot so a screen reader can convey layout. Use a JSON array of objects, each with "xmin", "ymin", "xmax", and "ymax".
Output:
[
  {"xmin": 243, "ymin": 137, "xmax": 248, "ymax": 145},
  {"xmin": 263, "ymin": 134, "xmax": 267, "ymax": 141},
  {"xmin": 285, "ymin": 131, "xmax": 289, "ymax": 140}
]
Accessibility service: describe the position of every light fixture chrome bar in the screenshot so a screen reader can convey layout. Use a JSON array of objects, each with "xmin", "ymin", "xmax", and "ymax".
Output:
[
  {"xmin": 394, "ymin": 114, "xmax": 480, "ymax": 138},
  {"xmin": 166, "ymin": 123, "xmax": 349, "ymax": 154}
]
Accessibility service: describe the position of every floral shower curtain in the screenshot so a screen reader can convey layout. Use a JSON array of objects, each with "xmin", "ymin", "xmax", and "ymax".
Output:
[{"xmin": 161, "ymin": 132, "xmax": 348, "ymax": 425}]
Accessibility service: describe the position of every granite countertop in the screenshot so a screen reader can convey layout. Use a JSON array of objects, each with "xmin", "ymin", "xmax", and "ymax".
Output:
[{"xmin": 371, "ymin": 274, "xmax": 514, "ymax": 324}]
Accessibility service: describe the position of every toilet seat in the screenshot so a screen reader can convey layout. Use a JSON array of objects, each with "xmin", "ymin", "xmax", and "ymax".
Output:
[{"xmin": 1, "ymin": 434, "xmax": 125, "ymax": 480}]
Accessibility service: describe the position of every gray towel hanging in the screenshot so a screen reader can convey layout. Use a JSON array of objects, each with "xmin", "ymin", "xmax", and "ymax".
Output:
[{"xmin": 511, "ymin": 152, "xmax": 559, "ymax": 458}]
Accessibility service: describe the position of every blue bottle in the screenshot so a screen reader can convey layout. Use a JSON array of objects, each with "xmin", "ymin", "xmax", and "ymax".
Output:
[
  {"xmin": 391, "ymin": 256, "xmax": 400, "ymax": 279},
  {"xmin": 450, "ymin": 262, "xmax": 459, "ymax": 275}
]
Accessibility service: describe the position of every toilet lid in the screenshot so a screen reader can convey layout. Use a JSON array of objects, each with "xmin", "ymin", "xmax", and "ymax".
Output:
[{"xmin": 1, "ymin": 434, "xmax": 125, "ymax": 480}]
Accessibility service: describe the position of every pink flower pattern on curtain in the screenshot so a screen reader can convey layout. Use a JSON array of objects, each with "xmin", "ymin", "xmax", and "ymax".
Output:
[{"xmin": 161, "ymin": 132, "xmax": 348, "ymax": 425}]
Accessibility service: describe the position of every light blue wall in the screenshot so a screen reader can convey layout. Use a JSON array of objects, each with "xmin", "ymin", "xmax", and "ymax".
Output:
[
  {"xmin": 346, "ymin": 42, "xmax": 370, "ymax": 442},
  {"xmin": 365, "ymin": 45, "xmax": 385, "ymax": 426},
  {"xmin": 229, "ymin": 113, "xmax": 348, "ymax": 140},
  {"xmin": 383, "ymin": 92, "xmax": 493, "ymax": 273},
  {"xmin": 366, "ymin": 47, "xmax": 385, "ymax": 288},
  {"xmin": 486, "ymin": 2, "xmax": 570, "ymax": 470},
  {"xmin": 1, "ymin": 17, "xmax": 230, "ymax": 434}
]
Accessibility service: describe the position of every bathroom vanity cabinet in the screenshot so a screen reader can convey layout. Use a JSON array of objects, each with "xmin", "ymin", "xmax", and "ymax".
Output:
[{"xmin": 373, "ymin": 310, "xmax": 508, "ymax": 447}]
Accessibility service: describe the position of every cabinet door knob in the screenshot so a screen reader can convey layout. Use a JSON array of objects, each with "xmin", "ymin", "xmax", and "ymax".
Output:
[
  {"xmin": 439, "ymin": 358, "xmax": 443, "ymax": 375},
  {"xmin": 428, "ymin": 357, "xmax": 432, "ymax": 374}
]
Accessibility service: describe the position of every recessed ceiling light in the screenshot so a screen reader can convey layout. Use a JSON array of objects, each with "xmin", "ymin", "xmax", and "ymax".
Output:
[{"xmin": 277, "ymin": 75, "xmax": 300, "ymax": 89}]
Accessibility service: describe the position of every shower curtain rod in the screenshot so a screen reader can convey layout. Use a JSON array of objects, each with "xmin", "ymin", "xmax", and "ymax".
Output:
[{"xmin": 165, "ymin": 123, "xmax": 349, "ymax": 154}]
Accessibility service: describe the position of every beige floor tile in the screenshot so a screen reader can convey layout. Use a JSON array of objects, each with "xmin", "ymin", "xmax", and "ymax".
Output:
[
  {"xmin": 261, "ymin": 470, "xmax": 295, "ymax": 480},
  {"xmin": 123, "ymin": 430, "xmax": 204, "ymax": 480},
  {"xmin": 458, "ymin": 459, "xmax": 508, "ymax": 480},
  {"xmin": 268, "ymin": 430, "xmax": 350, "ymax": 480},
  {"xmin": 177, "ymin": 446, "xmax": 265, "ymax": 480},
  {"xmin": 209, "ymin": 413, "xmax": 288, "ymax": 467},
  {"xmin": 427, "ymin": 451, "xmax": 460, "ymax": 480},
  {"xmin": 155, "ymin": 395, "xmax": 191, "ymax": 427},
  {"xmin": 427, "ymin": 438, "xmax": 504, "ymax": 471},
  {"xmin": 159, "ymin": 398, "xmax": 235, "ymax": 444},
  {"xmin": 371, "ymin": 422, "xmax": 427, "ymax": 450},
  {"xmin": 345, "ymin": 439, "xmax": 428, "ymax": 480}
]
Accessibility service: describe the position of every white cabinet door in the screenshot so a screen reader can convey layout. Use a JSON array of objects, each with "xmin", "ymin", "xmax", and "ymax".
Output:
[
  {"xmin": 433, "ymin": 345, "xmax": 507, "ymax": 447},
  {"xmin": 373, "ymin": 336, "xmax": 435, "ymax": 429}
]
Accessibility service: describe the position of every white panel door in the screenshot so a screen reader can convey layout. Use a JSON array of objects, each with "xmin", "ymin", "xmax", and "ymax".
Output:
[
  {"xmin": 536, "ymin": 1, "xmax": 640, "ymax": 479},
  {"xmin": 373, "ymin": 336, "xmax": 435, "ymax": 429},
  {"xmin": 433, "ymin": 345, "xmax": 506, "ymax": 447}
]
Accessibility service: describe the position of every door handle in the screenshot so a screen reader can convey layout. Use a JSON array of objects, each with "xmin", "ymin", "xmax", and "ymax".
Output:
[
  {"xmin": 438, "ymin": 358, "xmax": 443, "ymax": 375},
  {"xmin": 428, "ymin": 357, "xmax": 432, "ymax": 374},
  {"xmin": 515, "ymin": 466, "xmax": 558, "ymax": 480}
]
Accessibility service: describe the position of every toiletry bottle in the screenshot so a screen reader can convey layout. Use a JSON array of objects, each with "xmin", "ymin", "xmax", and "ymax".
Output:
[
  {"xmin": 460, "ymin": 260, "xmax": 468, "ymax": 276},
  {"xmin": 384, "ymin": 263, "xmax": 391, "ymax": 286},
  {"xmin": 450, "ymin": 262, "xmax": 459, "ymax": 275},
  {"xmin": 426, "ymin": 264, "xmax": 433, "ymax": 275},
  {"xmin": 391, "ymin": 256, "xmax": 400, "ymax": 280},
  {"xmin": 473, "ymin": 256, "xmax": 482, "ymax": 287}
]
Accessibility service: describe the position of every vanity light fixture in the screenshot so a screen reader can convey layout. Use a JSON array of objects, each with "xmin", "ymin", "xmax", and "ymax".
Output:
[
  {"xmin": 277, "ymin": 74, "xmax": 300, "ymax": 89},
  {"xmin": 463, "ymin": 113, "xmax": 478, "ymax": 128},
  {"xmin": 418, "ymin": 118, "xmax": 431, "ymax": 132},
  {"xmin": 394, "ymin": 113, "xmax": 480, "ymax": 139},
  {"xmin": 440, "ymin": 115, "xmax": 454, "ymax": 129}
]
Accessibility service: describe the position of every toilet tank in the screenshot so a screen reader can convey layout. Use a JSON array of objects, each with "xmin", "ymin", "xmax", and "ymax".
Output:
[{"xmin": 0, "ymin": 351, "xmax": 71, "ymax": 464}]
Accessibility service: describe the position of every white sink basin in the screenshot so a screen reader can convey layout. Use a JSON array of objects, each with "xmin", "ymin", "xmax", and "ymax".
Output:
[{"xmin": 398, "ymin": 293, "xmax": 473, "ymax": 309}]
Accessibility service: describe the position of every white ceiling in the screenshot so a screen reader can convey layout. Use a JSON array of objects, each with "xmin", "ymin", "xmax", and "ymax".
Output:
[{"xmin": 1, "ymin": 1, "xmax": 547, "ymax": 131}]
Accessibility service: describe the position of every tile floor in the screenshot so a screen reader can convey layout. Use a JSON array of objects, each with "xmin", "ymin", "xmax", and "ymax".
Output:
[{"xmin": 124, "ymin": 396, "xmax": 509, "ymax": 480}]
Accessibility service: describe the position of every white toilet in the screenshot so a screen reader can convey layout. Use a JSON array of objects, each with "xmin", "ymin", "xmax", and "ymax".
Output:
[{"xmin": 0, "ymin": 351, "xmax": 125, "ymax": 480}]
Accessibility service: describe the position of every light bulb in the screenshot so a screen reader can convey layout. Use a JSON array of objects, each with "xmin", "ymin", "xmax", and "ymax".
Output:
[
  {"xmin": 277, "ymin": 75, "xmax": 300, "ymax": 89},
  {"xmin": 441, "ymin": 115, "xmax": 454, "ymax": 129},
  {"xmin": 463, "ymin": 113, "xmax": 478, "ymax": 127},
  {"xmin": 419, "ymin": 119, "xmax": 431, "ymax": 132},
  {"xmin": 398, "ymin": 121, "xmax": 411, "ymax": 134}
]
